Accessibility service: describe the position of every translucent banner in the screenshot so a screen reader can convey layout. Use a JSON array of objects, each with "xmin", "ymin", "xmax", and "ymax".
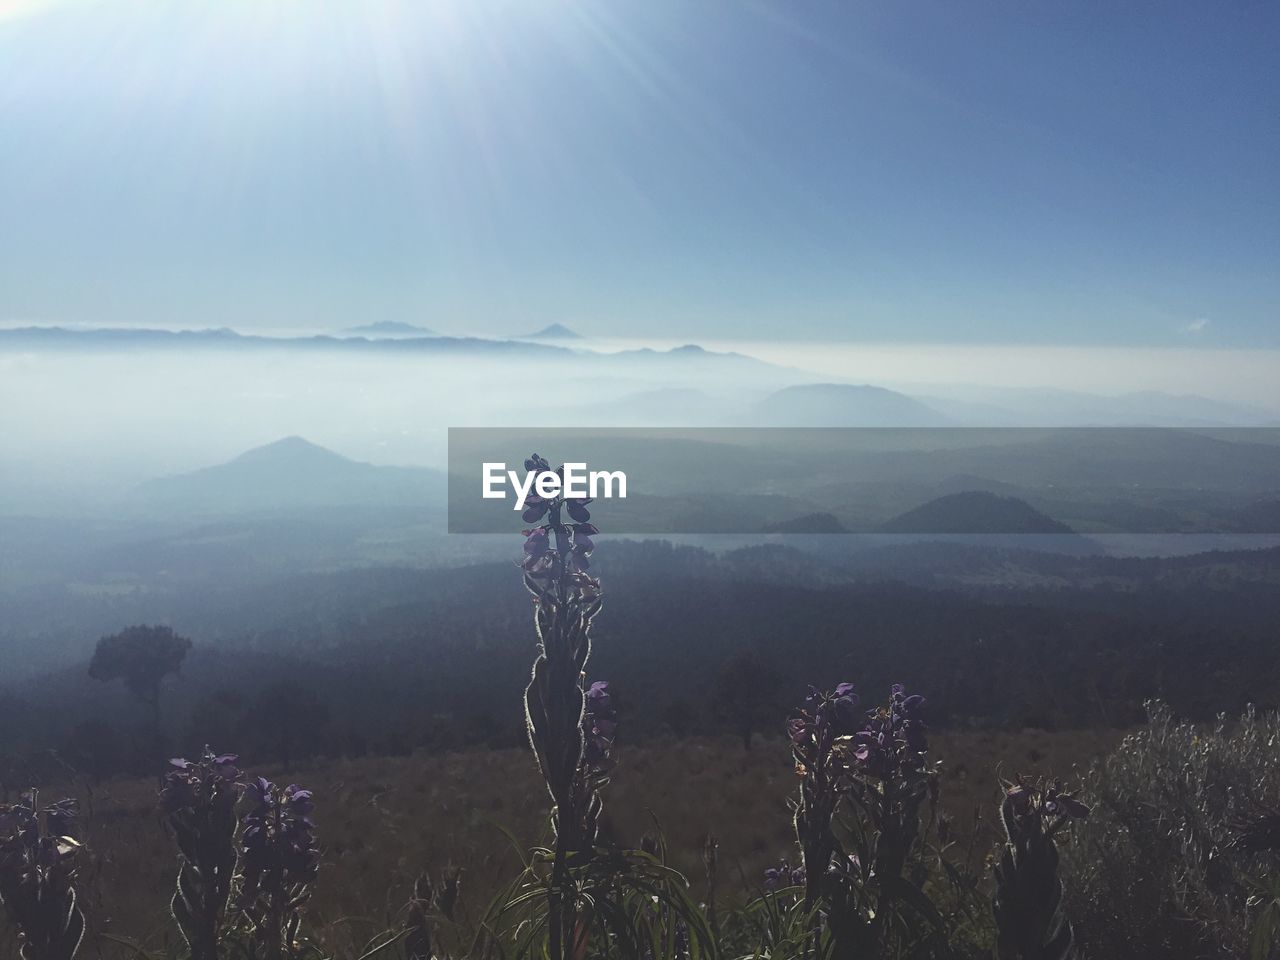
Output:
[{"xmin": 447, "ymin": 427, "xmax": 1280, "ymax": 535}]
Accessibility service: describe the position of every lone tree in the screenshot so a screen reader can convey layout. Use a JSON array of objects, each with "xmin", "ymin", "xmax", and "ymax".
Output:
[{"xmin": 89, "ymin": 625, "xmax": 192, "ymax": 737}]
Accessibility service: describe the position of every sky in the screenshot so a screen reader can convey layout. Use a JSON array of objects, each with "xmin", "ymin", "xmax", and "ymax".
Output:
[{"xmin": 1, "ymin": 0, "xmax": 1277, "ymax": 346}]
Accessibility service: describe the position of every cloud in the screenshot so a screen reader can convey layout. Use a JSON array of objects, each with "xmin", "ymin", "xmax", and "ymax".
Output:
[{"xmin": 1185, "ymin": 317, "xmax": 1211, "ymax": 334}]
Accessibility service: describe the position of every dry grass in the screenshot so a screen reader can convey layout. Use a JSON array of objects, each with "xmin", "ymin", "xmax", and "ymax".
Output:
[{"xmin": 11, "ymin": 728, "xmax": 1118, "ymax": 958}]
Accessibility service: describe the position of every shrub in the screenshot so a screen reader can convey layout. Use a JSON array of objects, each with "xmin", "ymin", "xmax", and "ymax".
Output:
[{"xmin": 1065, "ymin": 701, "xmax": 1280, "ymax": 960}]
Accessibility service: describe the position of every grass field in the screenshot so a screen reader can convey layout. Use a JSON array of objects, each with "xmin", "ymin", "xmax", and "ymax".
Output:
[{"xmin": 8, "ymin": 727, "xmax": 1119, "ymax": 958}]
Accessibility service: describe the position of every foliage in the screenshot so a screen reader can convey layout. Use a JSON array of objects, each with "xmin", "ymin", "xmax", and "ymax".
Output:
[
  {"xmin": 405, "ymin": 866, "xmax": 462, "ymax": 960},
  {"xmin": 235, "ymin": 777, "xmax": 321, "ymax": 959},
  {"xmin": 781, "ymin": 681, "xmax": 984, "ymax": 959},
  {"xmin": 992, "ymin": 779, "xmax": 1089, "ymax": 960},
  {"xmin": 14, "ymin": 458, "xmax": 1280, "ymax": 960},
  {"xmin": 518, "ymin": 454, "xmax": 619, "ymax": 960},
  {"xmin": 483, "ymin": 836, "xmax": 717, "ymax": 960},
  {"xmin": 162, "ymin": 750, "xmax": 243, "ymax": 960},
  {"xmin": 1065, "ymin": 701, "xmax": 1280, "ymax": 960},
  {"xmin": 0, "ymin": 790, "xmax": 85, "ymax": 960},
  {"xmin": 88, "ymin": 625, "xmax": 192, "ymax": 715},
  {"xmin": 9, "ymin": 540, "xmax": 1280, "ymax": 781}
]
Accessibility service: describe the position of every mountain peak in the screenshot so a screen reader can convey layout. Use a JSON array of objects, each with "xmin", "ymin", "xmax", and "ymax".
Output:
[
  {"xmin": 230, "ymin": 436, "xmax": 352, "ymax": 467},
  {"xmin": 518, "ymin": 323, "xmax": 582, "ymax": 340},
  {"xmin": 881, "ymin": 491, "xmax": 1075, "ymax": 535},
  {"xmin": 133, "ymin": 437, "xmax": 445, "ymax": 516}
]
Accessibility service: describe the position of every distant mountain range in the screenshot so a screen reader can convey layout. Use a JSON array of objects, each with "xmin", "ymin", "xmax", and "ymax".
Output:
[
  {"xmin": 919, "ymin": 386, "xmax": 1280, "ymax": 428},
  {"xmin": 751, "ymin": 384, "xmax": 952, "ymax": 427},
  {"xmin": 338, "ymin": 321, "xmax": 437, "ymax": 338},
  {"xmin": 552, "ymin": 382, "xmax": 957, "ymax": 428},
  {"xmin": 0, "ymin": 325, "xmax": 569, "ymax": 356},
  {"xmin": 3, "ymin": 326, "xmax": 1275, "ymax": 429},
  {"xmin": 0, "ymin": 324, "xmax": 785, "ymax": 371},
  {"xmin": 133, "ymin": 437, "xmax": 445, "ymax": 516}
]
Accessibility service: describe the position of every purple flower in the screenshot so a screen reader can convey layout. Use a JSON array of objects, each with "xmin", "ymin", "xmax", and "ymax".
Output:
[
  {"xmin": 162, "ymin": 750, "xmax": 241, "ymax": 815},
  {"xmin": 1004, "ymin": 783, "xmax": 1034, "ymax": 813},
  {"xmin": 517, "ymin": 452, "xmax": 610, "ymax": 946},
  {"xmin": 573, "ymin": 523, "xmax": 597, "ymax": 553},
  {"xmin": 522, "ymin": 494, "xmax": 550, "ymax": 523},
  {"xmin": 787, "ymin": 717, "xmax": 809, "ymax": 747},
  {"xmin": 582, "ymin": 681, "xmax": 618, "ymax": 770},
  {"xmin": 522, "ymin": 527, "xmax": 549, "ymax": 562},
  {"xmin": 238, "ymin": 778, "xmax": 320, "ymax": 956},
  {"xmin": 789, "ymin": 680, "xmax": 935, "ymax": 921},
  {"xmin": 848, "ymin": 684, "xmax": 929, "ymax": 781},
  {"xmin": 1003, "ymin": 778, "xmax": 1090, "ymax": 824},
  {"xmin": 790, "ymin": 682, "xmax": 861, "ymax": 772},
  {"xmin": 161, "ymin": 749, "xmax": 242, "ymax": 960},
  {"xmin": 517, "ymin": 454, "xmax": 604, "ymax": 600},
  {"xmin": 763, "ymin": 858, "xmax": 805, "ymax": 892}
]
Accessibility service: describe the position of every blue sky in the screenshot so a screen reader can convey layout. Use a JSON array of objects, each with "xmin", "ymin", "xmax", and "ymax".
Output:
[{"xmin": 1, "ymin": 0, "xmax": 1276, "ymax": 345}]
